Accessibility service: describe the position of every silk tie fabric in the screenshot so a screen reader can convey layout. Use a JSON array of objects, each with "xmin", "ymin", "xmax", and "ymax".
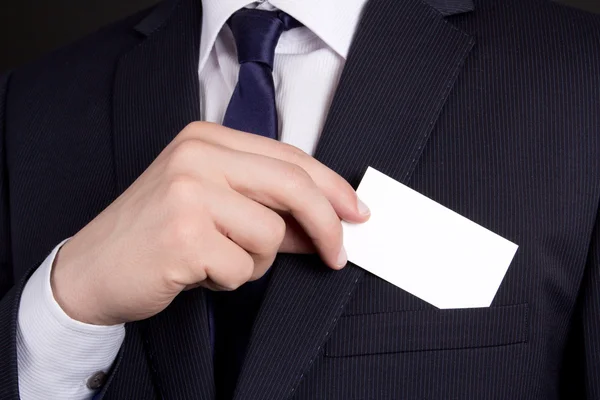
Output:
[
  {"xmin": 211, "ymin": 9, "xmax": 302, "ymax": 400},
  {"xmin": 222, "ymin": 9, "xmax": 302, "ymax": 137}
]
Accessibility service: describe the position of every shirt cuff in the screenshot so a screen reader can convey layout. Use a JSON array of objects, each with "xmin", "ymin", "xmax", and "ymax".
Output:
[{"xmin": 17, "ymin": 239, "xmax": 125, "ymax": 400}]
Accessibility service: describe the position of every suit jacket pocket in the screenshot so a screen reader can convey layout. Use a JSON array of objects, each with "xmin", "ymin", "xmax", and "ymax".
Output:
[{"xmin": 324, "ymin": 303, "xmax": 529, "ymax": 357}]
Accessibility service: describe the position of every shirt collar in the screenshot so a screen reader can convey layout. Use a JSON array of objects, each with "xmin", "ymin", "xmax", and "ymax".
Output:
[{"xmin": 199, "ymin": 0, "xmax": 369, "ymax": 70}]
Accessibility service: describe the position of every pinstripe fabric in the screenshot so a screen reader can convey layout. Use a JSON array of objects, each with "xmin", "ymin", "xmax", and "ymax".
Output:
[
  {"xmin": 0, "ymin": 79, "xmax": 18, "ymax": 396},
  {"xmin": 95, "ymin": 324, "xmax": 156, "ymax": 400},
  {"xmin": 426, "ymin": 0, "xmax": 474, "ymax": 16},
  {"xmin": 578, "ymin": 207, "xmax": 600, "ymax": 398},
  {"xmin": 234, "ymin": 0, "xmax": 474, "ymax": 398},
  {"xmin": 0, "ymin": 71, "xmax": 12, "ymax": 301},
  {"xmin": 324, "ymin": 304, "xmax": 529, "ymax": 357},
  {"xmin": 0, "ymin": 284, "xmax": 19, "ymax": 399},
  {"xmin": 295, "ymin": 0, "xmax": 600, "ymax": 398},
  {"xmin": 113, "ymin": 0, "xmax": 202, "ymax": 197},
  {"xmin": 0, "ymin": 0, "xmax": 599, "ymax": 399},
  {"xmin": 111, "ymin": 0, "xmax": 215, "ymax": 398},
  {"xmin": 0, "ymin": 9, "xmax": 154, "ymax": 400}
]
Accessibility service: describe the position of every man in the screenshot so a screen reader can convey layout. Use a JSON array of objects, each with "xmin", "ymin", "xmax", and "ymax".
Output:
[{"xmin": 0, "ymin": 0, "xmax": 599, "ymax": 398}]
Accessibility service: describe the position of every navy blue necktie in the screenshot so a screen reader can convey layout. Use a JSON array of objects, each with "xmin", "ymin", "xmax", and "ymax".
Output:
[
  {"xmin": 211, "ymin": 9, "xmax": 301, "ymax": 400},
  {"xmin": 222, "ymin": 9, "xmax": 301, "ymax": 136}
]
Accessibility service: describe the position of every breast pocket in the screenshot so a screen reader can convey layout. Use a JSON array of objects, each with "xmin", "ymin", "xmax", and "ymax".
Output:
[{"xmin": 324, "ymin": 303, "xmax": 529, "ymax": 357}]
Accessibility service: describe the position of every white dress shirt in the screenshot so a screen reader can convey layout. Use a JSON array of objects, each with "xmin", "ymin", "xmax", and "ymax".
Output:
[{"xmin": 16, "ymin": 0, "xmax": 367, "ymax": 398}]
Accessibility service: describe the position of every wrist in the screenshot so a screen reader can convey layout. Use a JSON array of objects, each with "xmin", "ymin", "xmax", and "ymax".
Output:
[{"xmin": 50, "ymin": 240, "xmax": 111, "ymax": 326}]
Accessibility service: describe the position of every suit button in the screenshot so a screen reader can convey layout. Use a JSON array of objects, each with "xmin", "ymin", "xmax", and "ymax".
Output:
[{"xmin": 87, "ymin": 371, "xmax": 108, "ymax": 390}]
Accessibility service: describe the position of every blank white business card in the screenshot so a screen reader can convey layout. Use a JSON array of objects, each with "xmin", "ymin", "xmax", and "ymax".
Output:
[{"xmin": 343, "ymin": 167, "xmax": 518, "ymax": 309}]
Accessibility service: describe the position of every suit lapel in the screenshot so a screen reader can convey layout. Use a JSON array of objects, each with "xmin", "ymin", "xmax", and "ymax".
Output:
[
  {"xmin": 112, "ymin": 0, "xmax": 214, "ymax": 398},
  {"xmin": 113, "ymin": 0, "xmax": 202, "ymax": 194},
  {"xmin": 234, "ymin": 0, "xmax": 474, "ymax": 398}
]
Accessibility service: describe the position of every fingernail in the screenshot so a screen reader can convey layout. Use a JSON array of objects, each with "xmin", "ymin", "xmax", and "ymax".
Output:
[
  {"xmin": 336, "ymin": 246, "xmax": 348, "ymax": 268},
  {"xmin": 357, "ymin": 197, "xmax": 370, "ymax": 216}
]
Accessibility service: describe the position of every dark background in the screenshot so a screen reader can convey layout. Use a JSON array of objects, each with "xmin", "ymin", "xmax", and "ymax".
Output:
[{"xmin": 0, "ymin": 0, "xmax": 599, "ymax": 71}]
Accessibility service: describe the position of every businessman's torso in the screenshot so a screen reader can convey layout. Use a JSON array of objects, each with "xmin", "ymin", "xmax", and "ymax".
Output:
[{"xmin": 3, "ymin": 0, "xmax": 600, "ymax": 398}]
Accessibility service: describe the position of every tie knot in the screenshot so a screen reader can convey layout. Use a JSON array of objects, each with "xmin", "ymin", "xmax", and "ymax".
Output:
[{"xmin": 228, "ymin": 9, "xmax": 302, "ymax": 69}]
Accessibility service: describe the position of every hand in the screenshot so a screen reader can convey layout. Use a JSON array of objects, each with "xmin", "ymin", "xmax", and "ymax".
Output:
[{"xmin": 51, "ymin": 122, "xmax": 370, "ymax": 326}]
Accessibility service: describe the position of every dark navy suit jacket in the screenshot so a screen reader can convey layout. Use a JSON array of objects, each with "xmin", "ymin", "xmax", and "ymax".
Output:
[{"xmin": 1, "ymin": 0, "xmax": 600, "ymax": 398}]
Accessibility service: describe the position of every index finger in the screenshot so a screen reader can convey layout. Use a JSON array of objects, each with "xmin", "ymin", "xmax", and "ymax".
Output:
[{"xmin": 188, "ymin": 122, "xmax": 370, "ymax": 223}]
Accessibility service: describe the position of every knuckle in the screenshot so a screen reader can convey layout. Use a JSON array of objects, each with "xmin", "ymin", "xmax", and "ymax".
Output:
[
  {"xmin": 325, "ymin": 213, "xmax": 343, "ymax": 236},
  {"xmin": 261, "ymin": 214, "xmax": 286, "ymax": 251},
  {"xmin": 327, "ymin": 173, "xmax": 354, "ymax": 201},
  {"xmin": 169, "ymin": 139, "xmax": 204, "ymax": 168},
  {"xmin": 161, "ymin": 265, "xmax": 187, "ymax": 289},
  {"xmin": 182, "ymin": 121, "xmax": 208, "ymax": 135},
  {"xmin": 179, "ymin": 121, "xmax": 221, "ymax": 142},
  {"xmin": 224, "ymin": 254, "xmax": 254, "ymax": 290},
  {"xmin": 282, "ymin": 163, "xmax": 312, "ymax": 192},
  {"xmin": 310, "ymin": 210, "xmax": 341, "ymax": 249},
  {"xmin": 176, "ymin": 122, "xmax": 201, "ymax": 141},
  {"xmin": 165, "ymin": 174, "xmax": 198, "ymax": 205},
  {"xmin": 321, "ymin": 216, "xmax": 342, "ymax": 246},
  {"xmin": 238, "ymin": 256, "xmax": 255, "ymax": 284},
  {"xmin": 279, "ymin": 142, "xmax": 308, "ymax": 162}
]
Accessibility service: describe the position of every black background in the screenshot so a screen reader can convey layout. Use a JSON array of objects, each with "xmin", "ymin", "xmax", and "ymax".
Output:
[{"xmin": 0, "ymin": 0, "xmax": 599, "ymax": 71}]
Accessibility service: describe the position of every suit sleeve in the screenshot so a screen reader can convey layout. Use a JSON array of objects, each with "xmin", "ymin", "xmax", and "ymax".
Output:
[
  {"xmin": 0, "ymin": 71, "xmax": 125, "ymax": 399},
  {"xmin": 561, "ymin": 203, "xmax": 600, "ymax": 399},
  {"xmin": 0, "ymin": 70, "xmax": 23, "ymax": 399},
  {"xmin": 580, "ymin": 205, "xmax": 600, "ymax": 398}
]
